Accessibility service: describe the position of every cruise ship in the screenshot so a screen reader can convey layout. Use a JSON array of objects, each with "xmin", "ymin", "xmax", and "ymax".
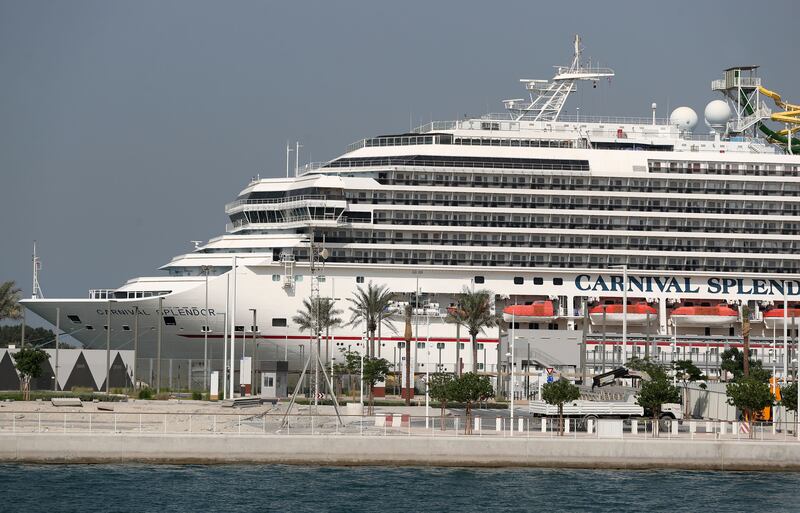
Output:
[{"xmin": 22, "ymin": 36, "xmax": 800, "ymax": 392}]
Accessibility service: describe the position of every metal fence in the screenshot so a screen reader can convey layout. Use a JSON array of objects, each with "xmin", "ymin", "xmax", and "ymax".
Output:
[{"xmin": 1, "ymin": 412, "xmax": 798, "ymax": 442}]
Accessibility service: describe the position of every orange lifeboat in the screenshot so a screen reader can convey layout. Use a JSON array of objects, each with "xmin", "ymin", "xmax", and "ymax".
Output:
[
  {"xmin": 502, "ymin": 301, "xmax": 555, "ymax": 323},
  {"xmin": 764, "ymin": 308, "xmax": 800, "ymax": 329},
  {"xmin": 589, "ymin": 302, "xmax": 656, "ymax": 325},
  {"xmin": 670, "ymin": 304, "xmax": 738, "ymax": 327}
]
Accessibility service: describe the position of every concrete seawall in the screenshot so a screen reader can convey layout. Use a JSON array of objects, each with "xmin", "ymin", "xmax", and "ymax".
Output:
[{"xmin": 1, "ymin": 433, "xmax": 799, "ymax": 470}]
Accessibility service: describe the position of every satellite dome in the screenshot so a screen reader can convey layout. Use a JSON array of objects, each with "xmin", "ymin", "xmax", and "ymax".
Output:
[
  {"xmin": 670, "ymin": 107, "xmax": 698, "ymax": 131},
  {"xmin": 704, "ymin": 100, "xmax": 731, "ymax": 126}
]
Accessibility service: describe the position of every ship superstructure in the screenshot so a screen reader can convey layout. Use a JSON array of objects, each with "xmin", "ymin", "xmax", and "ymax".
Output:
[{"xmin": 22, "ymin": 36, "xmax": 800, "ymax": 391}]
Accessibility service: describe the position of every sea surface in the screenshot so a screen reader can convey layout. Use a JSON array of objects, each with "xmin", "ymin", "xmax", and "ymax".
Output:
[{"xmin": 1, "ymin": 464, "xmax": 797, "ymax": 512}]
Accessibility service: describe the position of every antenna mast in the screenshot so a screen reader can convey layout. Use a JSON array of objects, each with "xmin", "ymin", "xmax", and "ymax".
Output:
[
  {"xmin": 32, "ymin": 241, "xmax": 44, "ymax": 299},
  {"xmin": 503, "ymin": 34, "xmax": 614, "ymax": 122}
]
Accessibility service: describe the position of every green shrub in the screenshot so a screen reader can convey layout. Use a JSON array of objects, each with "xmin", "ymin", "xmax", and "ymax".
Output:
[
  {"xmin": 138, "ymin": 388, "xmax": 153, "ymax": 400},
  {"xmin": 191, "ymin": 391, "xmax": 203, "ymax": 401}
]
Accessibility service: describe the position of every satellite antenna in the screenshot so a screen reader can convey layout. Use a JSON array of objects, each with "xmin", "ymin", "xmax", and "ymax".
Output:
[{"xmin": 191, "ymin": 240, "xmax": 203, "ymax": 249}]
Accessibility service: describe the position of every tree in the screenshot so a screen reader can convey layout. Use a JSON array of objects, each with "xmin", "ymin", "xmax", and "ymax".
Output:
[
  {"xmin": 726, "ymin": 378, "xmax": 773, "ymax": 437},
  {"xmin": 361, "ymin": 356, "xmax": 390, "ymax": 415},
  {"xmin": 541, "ymin": 378, "xmax": 581, "ymax": 436},
  {"xmin": 0, "ymin": 326, "xmax": 63, "ymax": 348},
  {"xmin": 0, "ymin": 281, "xmax": 22, "ymax": 321},
  {"xmin": 11, "ymin": 347, "xmax": 50, "ymax": 400},
  {"xmin": 340, "ymin": 348, "xmax": 361, "ymax": 400},
  {"xmin": 449, "ymin": 372, "xmax": 493, "ymax": 434},
  {"xmin": 331, "ymin": 361, "xmax": 348, "ymax": 397},
  {"xmin": 720, "ymin": 347, "xmax": 771, "ymax": 383},
  {"xmin": 427, "ymin": 373, "xmax": 455, "ymax": 430},
  {"xmin": 446, "ymin": 288, "xmax": 497, "ymax": 373},
  {"xmin": 403, "ymin": 304, "xmax": 413, "ymax": 406},
  {"xmin": 673, "ymin": 360, "xmax": 705, "ymax": 418},
  {"xmin": 346, "ymin": 282, "xmax": 395, "ymax": 357},
  {"xmin": 781, "ymin": 382, "xmax": 797, "ymax": 414},
  {"xmin": 629, "ymin": 358, "xmax": 680, "ymax": 437},
  {"xmin": 292, "ymin": 297, "xmax": 343, "ymax": 363}
]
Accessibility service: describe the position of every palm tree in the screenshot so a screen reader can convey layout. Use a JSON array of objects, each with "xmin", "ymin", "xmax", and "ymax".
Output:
[
  {"xmin": 741, "ymin": 304, "xmax": 751, "ymax": 378},
  {"xmin": 0, "ymin": 281, "xmax": 22, "ymax": 321},
  {"xmin": 346, "ymin": 282, "xmax": 396, "ymax": 357},
  {"xmin": 292, "ymin": 297, "xmax": 343, "ymax": 364},
  {"xmin": 403, "ymin": 304, "xmax": 413, "ymax": 405},
  {"xmin": 446, "ymin": 288, "xmax": 497, "ymax": 373}
]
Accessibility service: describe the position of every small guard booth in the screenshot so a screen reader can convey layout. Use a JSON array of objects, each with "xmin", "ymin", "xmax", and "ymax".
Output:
[{"xmin": 259, "ymin": 360, "xmax": 288, "ymax": 399}]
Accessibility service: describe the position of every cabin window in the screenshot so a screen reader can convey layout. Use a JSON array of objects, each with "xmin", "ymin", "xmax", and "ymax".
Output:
[
  {"xmin": 356, "ymin": 276, "xmax": 365, "ymax": 283},
  {"xmin": 553, "ymin": 277, "xmax": 564, "ymax": 285},
  {"xmin": 272, "ymin": 318, "xmax": 287, "ymax": 327},
  {"xmin": 513, "ymin": 277, "xmax": 524, "ymax": 285},
  {"xmin": 272, "ymin": 275, "xmax": 280, "ymax": 282},
  {"xmin": 473, "ymin": 276, "xmax": 485, "ymax": 284},
  {"xmin": 85, "ymin": 325, "xmax": 94, "ymax": 330},
  {"xmin": 163, "ymin": 316, "xmax": 177, "ymax": 326},
  {"xmin": 67, "ymin": 315, "xmax": 81, "ymax": 324},
  {"xmin": 122, "ymin": 325, "xmax": 130, "ymax": 331},
  {"xmin": 416, "ymin": 342, "xmax": 426, "ymax": 349}
]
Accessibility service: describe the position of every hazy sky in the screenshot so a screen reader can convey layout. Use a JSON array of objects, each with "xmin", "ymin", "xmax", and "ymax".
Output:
[{"xmin": 2, "ymin": 0, "xmax": 798, "ymax": 324}]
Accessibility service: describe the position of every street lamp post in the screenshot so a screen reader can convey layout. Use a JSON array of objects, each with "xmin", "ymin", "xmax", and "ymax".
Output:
[
  {"xmin": 249, "ymin": 308, "xmax": 258, "ymax": 397},
  {"xmin": 510, "ymin": 307, "xmax": 515, "ymax": 428},
  {"xmin": 609, "ymin": 264, "xmax": 628, "ymax": 364},
  {"xmin": 157, "ymin": 296, "xmax": 163, "ymax": 394},
  {"xmin": 425, "ymin": 342, "xmax": 430, "ymax": 429},
  {"xmin": 360, "ymin": 333, "xmax": 365, "ymax": 409},
  {"xmin": 54, "ymin": 307, "xmax": 59, "ymax": 392},
  {"xmin": 202, "ymin": 265, "xmax": 212, "ymax": 394},
  {"xmin": 106, "ymin": 299, "xmax": 112, "ymax": 394}
]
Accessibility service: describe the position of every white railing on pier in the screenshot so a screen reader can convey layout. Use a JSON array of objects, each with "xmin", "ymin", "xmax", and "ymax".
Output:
[{"xmin": 1, "ymin": 411, "xmax": 797, "ymax": 442}]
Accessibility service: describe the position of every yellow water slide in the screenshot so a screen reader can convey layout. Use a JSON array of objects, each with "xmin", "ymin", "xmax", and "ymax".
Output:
[{"xmin": 758, "ymin": 85, "xmax": 800, "ymax": 137}]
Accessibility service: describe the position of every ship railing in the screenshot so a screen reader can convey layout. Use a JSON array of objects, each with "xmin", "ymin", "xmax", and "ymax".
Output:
[
  {"xmin": 481, "ymin": 113, "xmax": 674, "ymax": 126},
  {"xmin": 225, "ymin": 195, "xmax": 328, "ymax": 211},
  {"xmin": 226, "ymin": 215, "xmax": 342, "ymax": 232},
  {"xmin": 1, "ymin": 411, "xmax": 794, "ymax": 442},
  {"xmin": 711, "ymin": 76, "xmax": 762, "ymax": 90}
]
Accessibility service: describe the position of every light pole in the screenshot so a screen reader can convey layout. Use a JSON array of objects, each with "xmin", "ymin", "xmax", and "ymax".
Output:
[
  {"xmin": 505, "ymin": 351, "xmax": 512, "ymax": 427},
  {"xmin": 133, "ymin": 306, "xmax": 139, "ymax": 391},
  {"xmin": 783, "ymin": 280, "xmax": 788, "ymax": 384},
  {"xmin": 510, "ymin": 306, "xmax": 515, "ymax": 428},
  {"xmin": 157, "ymin": 296, "xmax": 163, "ymax": 394},
  {"xmin": 425, "ymin": 341, "xmax": 430, "ymax": 429},
  {"xmin": 54, "ymin": 307, "xmax": 60, "ymax": 391},
  {"xmin": 106, "ymin": 299, "xmax": 113, "ymax": 394},
  {"xmin": 249, "ymin": 308, "xmax": 257, "ymax": 397},
  {"xmin": 608, "ymin": 265, "xmax": 628, "ymax": 364},
  {"xmin": 201, "ymin": 265, "xmax": 212, "ymax": 394},
  {"xmin": 360, "ymin": 333, "xmax": 365, "ymax": 409}
]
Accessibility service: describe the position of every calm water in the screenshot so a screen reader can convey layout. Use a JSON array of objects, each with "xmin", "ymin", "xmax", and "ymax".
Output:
[{"xmin": 1, "ymin": 464, "xmax": 797, "ymax": 512}]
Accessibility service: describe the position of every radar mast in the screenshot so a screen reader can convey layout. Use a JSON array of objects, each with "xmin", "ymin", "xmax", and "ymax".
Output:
[{"xmin": 503, "ymin": 34, "xmax": 614, "ymax": 122}]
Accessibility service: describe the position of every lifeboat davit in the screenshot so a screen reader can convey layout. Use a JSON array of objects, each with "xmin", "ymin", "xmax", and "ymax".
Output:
[
  {"xmin": 670, "ymin": 305, "xmax": 738, "ymax": 327},
  {"xmin": 589, "ymin": 302, "xmax": 656, "ymax": 325},
  {"xmin": 502, "ymin": 301, "xmax": 555, "ymax": 323},
  {"xmin": 764, "ymin": 308, "xmax": 800, "ymax": 329}
]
